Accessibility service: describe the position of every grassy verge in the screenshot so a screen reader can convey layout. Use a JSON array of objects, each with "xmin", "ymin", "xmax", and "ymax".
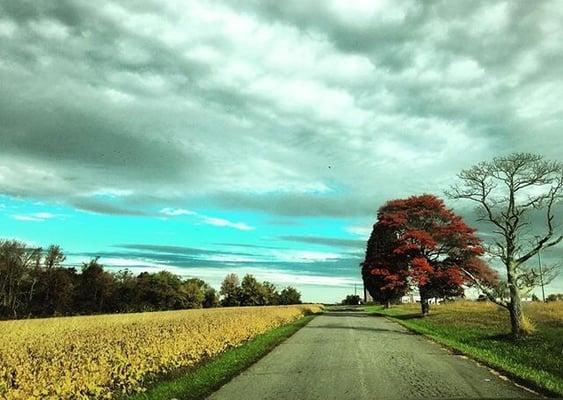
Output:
[
  {"xmin": 365, "ymin": 301, "xmax": 563, "ymax": 397},
  {"xmin": 127, "ymin": 315, "xmax": 315, "ymax": 400}
]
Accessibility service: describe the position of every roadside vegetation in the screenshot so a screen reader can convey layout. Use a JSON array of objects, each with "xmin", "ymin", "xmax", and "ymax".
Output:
[
  {"xmin": 128, "ymin": 315, "xmax": 315, "ymax": 400},
  {"xmin": 363, "ymin": 153, "xmax": 562, "ymax": 337},
  {"xmin": 341, "ymin": 294, "xmax": 361, "ymax": 305},
  {"xmin": 367, "ymin": 300, "xmax": 563, "ymax": 396},
  {"xmin": 0, "ymin": 304, "xmax": 322, "ymax": 399}
]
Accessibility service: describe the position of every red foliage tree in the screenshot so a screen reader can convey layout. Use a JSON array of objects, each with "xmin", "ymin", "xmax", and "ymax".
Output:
[
  {"xmin": 363, "ymin": 194, "xmax": 495, "ymax": 315},
  {"xmin": 362, "ymin": 223, "xmax": 409, "ymax": 307}
]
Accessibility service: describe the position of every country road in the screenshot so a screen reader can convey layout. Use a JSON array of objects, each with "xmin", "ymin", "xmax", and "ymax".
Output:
[{"xmin": 208, "ymin": 310, "xmax": 539, "ymax": 400}]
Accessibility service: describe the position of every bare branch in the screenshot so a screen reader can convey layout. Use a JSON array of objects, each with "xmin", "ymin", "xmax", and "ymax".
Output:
[
  {"xmin": 516, "ymin": 175, "xmax": 563, "ymax": 264},
  {"xmin": 460, "ymin": 267, "xmax": 509, "ymax": 309},
  {"xmin": 515, "ymin": 264, "xmax": 560, "ymax": 294}
]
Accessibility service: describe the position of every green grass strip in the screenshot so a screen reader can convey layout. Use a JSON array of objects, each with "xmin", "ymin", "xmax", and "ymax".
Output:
[{"xmin": 127, "ymin": 315, "xmax": 315, "ymax": 400}]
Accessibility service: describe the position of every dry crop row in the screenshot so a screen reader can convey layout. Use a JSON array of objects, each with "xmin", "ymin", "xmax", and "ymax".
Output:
[{"xmin": 0, "ymin": 304, "xmax": 321, "ymax": 399}]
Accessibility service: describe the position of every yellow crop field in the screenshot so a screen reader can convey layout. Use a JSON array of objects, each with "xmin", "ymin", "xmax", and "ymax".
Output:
[{"xmin": 0, "ymin": 304, "xmax": 321, "ymax": 399}]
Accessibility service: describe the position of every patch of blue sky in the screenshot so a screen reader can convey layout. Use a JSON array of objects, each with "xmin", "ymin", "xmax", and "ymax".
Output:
[{"xmin": 0, "ymin": 195, "xmax": 366, "ymax": 302}]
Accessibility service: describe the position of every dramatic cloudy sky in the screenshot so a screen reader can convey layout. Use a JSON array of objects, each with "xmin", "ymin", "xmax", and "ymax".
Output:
[{"xmin": 0, "ymin": 0, "xmax": 562, "ymax": 302}]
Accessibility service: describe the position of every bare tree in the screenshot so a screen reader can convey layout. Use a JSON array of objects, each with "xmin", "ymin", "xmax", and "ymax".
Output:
[{"xmin": 447, "ymin": 153, "xmax": 562, "ymax": 336}]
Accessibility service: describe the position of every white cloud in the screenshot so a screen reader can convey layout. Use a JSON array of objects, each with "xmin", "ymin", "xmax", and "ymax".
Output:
[
  {"xmin": 159, "ymin": 207, "xmax": 196, "ymax": 216},
  {"xmin": 160, "ymin": 207, "xmax": 255, "ymax": 231},
  {"xmin": 12, "ymin": 212, "xmax": 56, "ymax": 222},
  {"xmin": 200, "ymin": 216, "xmax": 254, "ymax": 231},
  {"xmin": 345, "ymin": 225, "xmax": 372, "ymax": 238},
  {"xmin": 0, "ymin": 19, "xmax": 16, "ymax": 37},
  {"xmin": 158, "ymin": 207, "xmax": 254, "ymax": 230},
  {"xmin": 269, "ymin": 249, "xmax": 342, "ymax": 263},
  {"xmin": 105, "ymin": 257, "xmax": 165, "ymax": 268}
]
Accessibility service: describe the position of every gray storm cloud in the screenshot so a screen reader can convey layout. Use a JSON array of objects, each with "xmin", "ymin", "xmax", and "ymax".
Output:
[{"xmin": 0, "ymin": 0, "xmax": 561, "ymax": 218}]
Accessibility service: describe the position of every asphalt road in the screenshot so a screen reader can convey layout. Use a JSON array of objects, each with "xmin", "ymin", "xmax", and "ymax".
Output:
[{"xmin": 207, "ymin": 310, "xmax": 539, "ymax": 400}]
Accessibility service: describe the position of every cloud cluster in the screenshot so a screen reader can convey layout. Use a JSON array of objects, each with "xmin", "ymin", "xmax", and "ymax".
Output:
[
  {"xmin": 70, "ymin": 243, "xmax": 363, "ymax": 290},
  {"xmin": 0, "ymin": 0, "xmax": 561, "ymax": 220}
]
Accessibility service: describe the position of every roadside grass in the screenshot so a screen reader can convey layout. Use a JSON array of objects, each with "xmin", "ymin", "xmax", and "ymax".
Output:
[
  {"xmin": 365, "ymin": 301, "xmax": 563, "ymax": 397},
  {"xmin": 126, "ymin": 315, "xmax": 316, "ymax": 400}
]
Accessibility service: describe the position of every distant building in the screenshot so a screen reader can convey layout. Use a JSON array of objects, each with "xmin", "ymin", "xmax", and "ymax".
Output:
[{"xmin": 401, "ymin": 294, "xmax": 419, "ymax": 303}]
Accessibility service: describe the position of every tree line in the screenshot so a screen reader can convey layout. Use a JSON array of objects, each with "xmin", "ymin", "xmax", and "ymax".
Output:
[
  {"xmin": 0, "ymin": 240, "xmax": 301, "ymax": 319},
  {"xmin": 362, "ymin": 153, "xmax": 561, "ymax": 337}
]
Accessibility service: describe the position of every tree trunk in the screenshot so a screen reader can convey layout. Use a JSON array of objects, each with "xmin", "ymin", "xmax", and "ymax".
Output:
[
  {"xmin": 507, "ymin": 262, "xmax": 524, "ymax": 337},
  {"xmin": 509, "ymin": 298, "xmax": 523, "ymax": 337},
  {"xmin": 384, "ymin": 299, "xmax": 391, "ymax": 308},
  {"xmin": 421, "ymin": 297, "xmax": 430, "ymax": 315},
  {"xmin": 419, "ymin": 286, "xmax": 430, "ymax": 315}
]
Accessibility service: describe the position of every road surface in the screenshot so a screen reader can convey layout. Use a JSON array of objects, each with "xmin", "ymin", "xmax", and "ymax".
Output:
[{"xmin": 208, "ymin": 310, "xmax": 539, "ymax": 400}]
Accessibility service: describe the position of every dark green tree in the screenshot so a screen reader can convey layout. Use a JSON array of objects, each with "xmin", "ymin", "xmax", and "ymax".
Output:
[
  {"xmin": 239, "ymin": 274, "xmax": 268, "ymax": 306},
  {"xmin": 183, "ymin": 278, "xmax": 206, "ymax": 308},
  {"xmin": 76, "ymin": 258, "xmax": 116, "ymax": 313},
  {"xmin": 34, "ymin": 245, "xmax": 69, "ymax": 315},
  {"xmin": 220, "ymin": 273, "xmax": 241, "ymax": 307},
  {"xmin": 203, "ymin": 287, "xmax": 219, "ymax": 308},
  {"xmin": 279, "ymin": 287, "xmax": 301, "ymax": 305},
  {"xmin": 262, "ymin": 281, "xmax": 280, "ymax": 305},
  {"xmin": 342, "ymin": 294, "xmax": 361, "ymax": 305}
]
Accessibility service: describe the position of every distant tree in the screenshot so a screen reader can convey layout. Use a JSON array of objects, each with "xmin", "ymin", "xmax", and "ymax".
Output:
[
  {"xmin": 369, "ymin": 195, "xmax": 492, "ymax": 315},
  {"xmin": 262, "ymin": 281, "xmax": 280, "ymax": 305},
  {"xmin": 220, "ymin": 273, "xmax": 241, "ymax": 307},
  {"xmin": 0, "ymin": 240, "xmax": 41, "ymax": 317},
  {"xmin": 342, "ymin": 294, "xmax": 361, "ymax": 305},
  {"xmin": 203, "ymin": 287, "xmax": 219, "ymax": 308},
  {"xmin": 183, "ymin": 278, "xmax": 205, "ymax": 308},
  {"xmin": 239, "ymin": 274, "xmax": 268, "ymax": 306},
  {"xmin": 137, "ymin": 270, "xmax": 188, "ymax": 310},
  {"xmin": 362, "ymin": 222, "xmax": 409, "ymax": 308},
  {"xmin": 76, "ymin": 258, "xmax": 116, "ymax": 313},
  {"xmin": 34, "ymin": 245, "xmax": 69, "ymax": 315},
  {"xmin": 0, "ymin": 241, "xmax": 225, "ymax": 318},
  {"xmin": 44, "ymin": 245, "xmax": 66, "ymax": 269},
  {"xmin": 546, "ymin": 293, "xmax": 563, "ymax": 302},
  {"xmin": 278, "ymin": 286, "xmax": 301, "ymax": 305},
  {"xmin": 39, "ymin": 267, "xmax": 76, "ymax": 316},
  {"xmin": 448, "ymin": 153, "xmax": 562, "ymax": 336},
  {"xmin": 112, "ymin": 269, "xmax": 138, "ymax": 312}
]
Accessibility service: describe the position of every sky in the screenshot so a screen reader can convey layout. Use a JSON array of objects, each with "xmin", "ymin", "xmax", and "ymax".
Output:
[{"xmin": 0, "ymin": 0, "xmax": 562, "ymax": 303}]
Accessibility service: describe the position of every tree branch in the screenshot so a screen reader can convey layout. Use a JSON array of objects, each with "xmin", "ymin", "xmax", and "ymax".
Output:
[{"xmin": 460, "ymin": 267, "xmax": 509, "ymax": 309}]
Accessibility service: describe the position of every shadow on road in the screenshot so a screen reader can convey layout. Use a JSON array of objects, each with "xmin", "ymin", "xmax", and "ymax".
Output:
[
  {"xmin": 323, "ymin": 311, "xmax": 423, "ymax": 320},
  {"xmin": 304, "ymin": 323, "xmax": 416, "ymax": 335},
  {"xmin": 322, "ymin": 312, "xmax": 371, "ymax": 318},
  {"xmin": 326, "ymin": 306, "xmax": 365, "ymax": 313}
]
